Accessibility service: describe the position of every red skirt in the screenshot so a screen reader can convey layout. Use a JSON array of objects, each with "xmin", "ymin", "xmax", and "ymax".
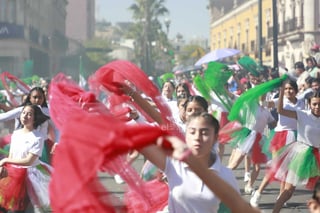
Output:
[
  {"xmin": 0, "ymin": 165, "xmax": 29, "ymax": 211},
  {"xmin": 251, "ymin": 133, "xmax": 267, "ymax": 164},
  {"xmin": 270, "ymin": 130, "xmax": 297, "ymax": 153}
]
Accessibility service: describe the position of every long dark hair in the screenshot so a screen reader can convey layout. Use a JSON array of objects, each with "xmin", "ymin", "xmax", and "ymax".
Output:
[
  {"xmin": 17, "ymin": 104, "xmax": 50, "ymax": 129},
  {"xmin": 175, "ymin": 82, "xmax": 191, "ymax": 98},
  {"xmin": 184, "ymin": 95, "xmax": 209, "ymax": 112},
  {"xmin": 21, "ymin": 87, "xmax": 48, "ymax": 108},
  {"xmin": 308, "ymin": 91, "xmax": 320, "ymax": 104},
  {"xmin": 186, "ymin": 112, "xmax": 220, "ymax": 134}
]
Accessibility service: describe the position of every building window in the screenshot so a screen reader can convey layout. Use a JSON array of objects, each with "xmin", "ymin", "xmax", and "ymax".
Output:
[
  {"xmin": 8, "ymin": 0, "xmax": 16, "ymax": 23},
  {"xmin": 251, "ymin": 40, "xmax": 255, "ymax": 52},
  {"xmin": 0, "ymin": 0, "xmax": 8, "ymax": 21}
]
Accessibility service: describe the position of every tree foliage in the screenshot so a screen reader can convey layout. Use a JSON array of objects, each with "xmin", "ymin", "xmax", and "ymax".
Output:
[
  {"xmin": 178, "ymin": 44, "xmax": 206, "ymax": 66},
  {"xmin": 127, "ymin": 0, "xmax": 171, "ymax": 75}
]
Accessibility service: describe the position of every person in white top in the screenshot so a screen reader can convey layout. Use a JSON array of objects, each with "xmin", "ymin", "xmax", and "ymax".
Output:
[
  {"xmin": 140, "ymin": 113, "xmax": 259, "ymax": 213},
  {"xmin": 0, "ymin": 104, "xmax": 51, "ymax": 212},
  {"xmin": 294, "ymin": 61, "xmax": 309, "ymax": 94},
  {"xmin": 0, "ymin": 87, "xmax": 57, "ymax": 164},
  {"xmin": 119, "ymin": 83, "xmax": 260, "ymax": 213},
  {"xmin": 251, "ymin": 79, "xmax": 305, "ymax": 207},
  {"xmin": 161, "ymin": 81, "xmax": 179, "ymax": 117},
  {"xmin": 227, "ymin": 96, "xmax": 276, "ymax": 194},
  {"xmin": 253, "ymin": 85, "xmax": 320, "ymax": 213}
]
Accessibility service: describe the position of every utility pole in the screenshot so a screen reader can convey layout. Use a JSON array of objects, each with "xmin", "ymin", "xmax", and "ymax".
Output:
[
  {"xmin": 258, "ymin": 0, "xmax": 263, "ymax": 68},
  {"xmin": 272, "ymin": 0, "xmax": 279, "ymax": 70}
]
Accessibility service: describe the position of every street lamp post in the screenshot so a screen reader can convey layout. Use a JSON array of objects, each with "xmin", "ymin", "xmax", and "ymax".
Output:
[
  {"xmin": 258, "ymin": 0, "xmax": 263, "ymax": 68},
  {"xmin": 272, "ymin": 0, "xmax": 279, "ymax": 70}
]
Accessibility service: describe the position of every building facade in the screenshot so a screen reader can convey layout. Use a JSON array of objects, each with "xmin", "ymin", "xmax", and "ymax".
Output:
[
  {"xmin": 0, "ymin": 0, "xmax": 68, "ymax": 78},
  {"xmin": 66, "ymin": 0, "xmax": 95, "ymax": 42},
  {"xmin": 209, "ymin": 0, "xmax": 320, "ymax": 70}
]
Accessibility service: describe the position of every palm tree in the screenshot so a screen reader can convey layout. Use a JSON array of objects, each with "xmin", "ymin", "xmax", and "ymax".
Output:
[{"xmin": 128, "ymin": 0, "xmax": 169, "ymax": 75}]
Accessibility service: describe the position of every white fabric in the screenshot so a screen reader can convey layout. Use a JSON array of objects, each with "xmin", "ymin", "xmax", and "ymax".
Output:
[
  {"xmin": 10, "ymin": 129, "xmax": 45, "ymax": 167},
  {"xmin": 237, "ymin": 130, "xmax": 258, "ymax": 154},
  {"xmin": 273, "ymin": 142, "xmax": 311, "ymax": 187},
  {"xmin": 273, "ymin": 97, "xmax": 305, "ymax": 131},
  {"xmin": 296, "ymin": 110, "xmax": 320, "ymax": 147},
  {"xmin": 246, "ymin": 106, "xmax": 275, "ymax": 133},
  {"xmin": 27, "ymin": 165, "xmax": 51, "ymax": 209},
  {"xmin": 164, "ymin": 156, "xmax": 239, "ymax": 213},
  {"xmin": 296, "ymin": 71, "xmax": 310, "ymax": 92},
  {"xmin": 0, "ymin": 106, "xmax": 22, "ymax": 122}
]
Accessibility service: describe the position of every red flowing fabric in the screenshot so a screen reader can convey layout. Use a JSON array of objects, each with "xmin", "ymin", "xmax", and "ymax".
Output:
[
  {"xmin": 0, "ymin": 72, "xmax": 30, "ymax": 106},
  {"xmin": 218, "ymin": 121, "xmax": 242, "ymax": 144},
  {"xmin": 89, "ymin": 60, "xmax": 183, "ymax": 139},
  {"xmin": 48, "ymin": 73, "xmax": 109, "ymax": 130},
  {"xmin": 50, "ymin": 113, "xmax": 168, "ymax": 212},
  {"xmin": 49, "ymin": 73, "xmax": 171, "ymax": 212}
]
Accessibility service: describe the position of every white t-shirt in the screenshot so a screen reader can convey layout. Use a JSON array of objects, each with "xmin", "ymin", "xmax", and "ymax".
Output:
[
  {"xmin": 273, "ymin": 97, "xmax": 305, "ymax": 131},
  {"xmin": 10, "ymin": 129, "xmax": 45, "ymax": 167},
  {"xmin": 246, "ymin": 106, "xmax": 275, "ymax": 133},
  {"xmin": 296, "ymin": 110, "xmax": 320, "ymax": 148},
  {"xmin": 164, "ymin": 156, "xmax": 239, "ymax": 213}
]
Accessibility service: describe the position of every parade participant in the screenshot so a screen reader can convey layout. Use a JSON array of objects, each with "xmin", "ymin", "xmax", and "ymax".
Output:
[
  {"xmin": 227, "ymin": 96, "xmax": 276, "ymax": 194},
  {"xmin": 250, "ymin": 79, "xmax": 305, "ymax": 207},
  {"xmin": 226, "ymin": 75, "xmax": 288, "ymax": 194},
  {"xmin": 294, "ymin": 61, "xmax": 309, "ymax": 94},
  {"xmin": 0, "ymin": 87, "xmax": 57, "ymax": 164},
  {"xmin": 140, "ymin": 112, "xmax": 251, "ymax": 212},
  {"xmin": 161, "ymin": 81, "xmax": 179, "ymax": 116},
  {"xmin": 253, "ymin": 85, "xmax": 320, "ymax": 213},
  {"xmin": 0, "ymin": 104, "xmax": 51, "ymax": 213},
  {"xmin": 306, "ymin": 56, "xmax": 320, "ymax": 79},
  {"xmin": 175, "ymin": 82, "xmax": 191, "ymax": 99}
]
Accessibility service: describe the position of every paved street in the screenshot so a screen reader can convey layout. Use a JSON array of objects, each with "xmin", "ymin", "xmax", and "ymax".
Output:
[{"xmin": 100, "ymin": 144, "xmax": 311, "ymax": 213}]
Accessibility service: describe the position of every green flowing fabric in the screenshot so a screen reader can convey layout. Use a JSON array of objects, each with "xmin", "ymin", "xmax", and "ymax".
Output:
[
  {"xmin": 22, "ymin": 75, "xmax": 40, "ymax": 86},
  {"xmin": 229, "ymin": 127, "xmax": 251, "ymax": 148},
  {"xmin": 228, "ymin": 74, "xmax": 288, "ymax": 124},
  {"xmin": 193, "ymin": 75, "xmax": 211, "ymax": 101},
  {"xmin": 159, "ymin": 72, "xmax": 175, "ymax": 87},
  {"xmin": 262, "ymin": 129, "xmax": 275, "ymax": 159},
  {"xmin": 288, "ymin": 147, "xmax": 320, "ymax": 178},
  {"xmin": 203, "ymin": 62, "xmax": 234, "ymax": 111},
  {"xmin": 238, "ymin": 56, "xmax": 260, "ymax": 77}
]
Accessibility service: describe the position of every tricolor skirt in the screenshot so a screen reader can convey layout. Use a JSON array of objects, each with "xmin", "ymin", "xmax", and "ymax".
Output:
[
  {"xmin": 269, "ymin": 130, "xmax": 297, "ymax": 153},
  {"xmin": 268, "ymin": 142, "xmax": 320, "ymax": 190}
]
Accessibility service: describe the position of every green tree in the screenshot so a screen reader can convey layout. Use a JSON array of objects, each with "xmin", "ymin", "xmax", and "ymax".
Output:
[
  {"xmin": 178, "ymin": 44, "xmax": 206, "ymax": 66},
  {"xmin": 84, "ymin": 37, "xmax": 113, "ymax": 68},
  {"xmin": 128, "ymin": 0, "xmax": 170, "ymax": 75}
]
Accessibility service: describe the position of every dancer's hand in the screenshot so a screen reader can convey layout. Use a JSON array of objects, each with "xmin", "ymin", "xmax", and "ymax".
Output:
[{"xmin": 156, "ymin": 136, "xmax": 191, "ymax": 161}]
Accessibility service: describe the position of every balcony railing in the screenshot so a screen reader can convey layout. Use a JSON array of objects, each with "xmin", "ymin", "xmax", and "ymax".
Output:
[{"xmin": 283, "ymin": 18, "xmax": 297, "ymax": 34}]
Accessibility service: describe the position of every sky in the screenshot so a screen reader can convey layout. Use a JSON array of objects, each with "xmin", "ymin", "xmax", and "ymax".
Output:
[{"xmin": 95, "ymin": 0, "xmax": 210, "ymax": 41}]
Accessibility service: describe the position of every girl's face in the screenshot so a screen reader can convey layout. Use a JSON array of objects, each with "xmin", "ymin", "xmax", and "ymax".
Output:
[
  {"xmin": 310, "ymin": 97, "xmax": 320, "ymax": 117},
  {"xmin": 178, "ymin": 100, "xmax": 187, "ymax": 122},
  {"xmin": 186, "ymin": 117, "xmax": 216, "ymax": 157},
  {"xmin": 20, "ymin": 106, "xmax": 35, "ymax": 128},
  {"xmin": 162, "ymin": 82, "xmax": 174, "ymax": 99},
  {"xmin": 176, "ymin": 86, "xmax": 187, "ymax": 98},
  {"xmin": 30, "ymin": 90, "xmax": 45, "ymax": 105},
  {"xmin": 185, "ymin": 101, "xmax": 206, "ymax": 121},
  {"xmin": 284, "ymin": 83, "xmax": 297, "ymax": 99}
]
